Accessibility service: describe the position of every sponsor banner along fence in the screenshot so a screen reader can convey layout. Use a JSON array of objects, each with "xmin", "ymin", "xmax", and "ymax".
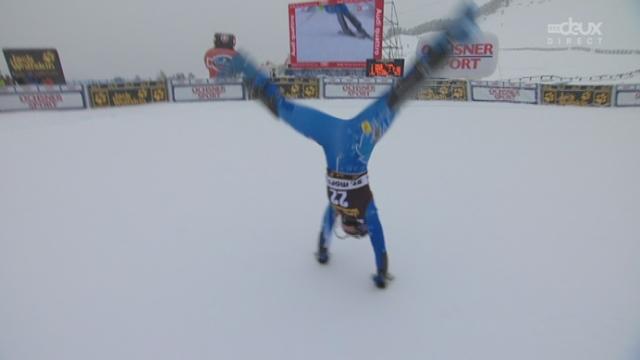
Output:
[
  {"xmin": 171, "ymin": 79, "xmax": 245, "ymax": 102},
  {"xmin": 615, "ymin": 84, "xmax": 640, "ymax": 107},
  {"xmin": 541, "ymin": 84, "xmax": 612, "ymax": 107},
  {"xmin": 250, "ymin": 78, "xmax": 320, "ymax": 99},
  {"xmin": 0, "ymin": 84, "xmax": 85, "ymax": 112},
  {"xmin": 88, "ymin": 81, "xmax": 168, "ymax": 108},
  {"xmin": 323, "ymin": 77, "xmax": 392, "ymax": 99},
  {"xmin": 470, "ymin": 81, "xmax": 538, "ymax": 104},
  {"xmin": 415, "ymin": 79, "xmax": 468, "ymax": 101},
  {"xmin": 1, "ymin": 78, "xmax": 637, "ymax": 112},
  {"xmin": 416, "ymin": 32, "xmax": 499, "ymax": 80}
]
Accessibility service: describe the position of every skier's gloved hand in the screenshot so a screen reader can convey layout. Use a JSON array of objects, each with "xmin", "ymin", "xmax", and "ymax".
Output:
[
  {"xmin": 445, "ymin": 2, "xmax": 480, "ymax": 43},
  {"xmin": 231, "ymin": 50, "xmax": 282, "ymax": 117},
  {"xmin": 231, "ymin": 51, "xmax": 266, "ymax": 86},
  {"xmin": 385, "ymin": 1, "xmax": 481, "ymax": 111},
  {"xmin": 417, "ymin": 2, "xmax": 480, "ymax": 68}
]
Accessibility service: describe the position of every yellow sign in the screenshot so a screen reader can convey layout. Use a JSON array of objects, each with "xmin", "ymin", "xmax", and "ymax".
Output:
[
  {"xmin": 3, "ymin": 48, "xmax": 66, "ymax": 84},
  {"xmin": 416, "ymin": 80, "xmax": 468, "ymax": 101},
  {"xmin": 271, "ymin": 78, "xmax": 320, "ymax": 99},
  {"xmin": 542, "ymin": 85, "xmax": 612, "ymax": 107},
  {"xmin": 88, "ymin": 81, "xmax": 168, "ymax": 108}
]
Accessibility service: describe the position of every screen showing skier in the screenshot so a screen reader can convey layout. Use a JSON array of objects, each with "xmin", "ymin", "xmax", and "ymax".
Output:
[{"xmin": 288, "ymin": 0, "xmax": 384, "ymax": 68}]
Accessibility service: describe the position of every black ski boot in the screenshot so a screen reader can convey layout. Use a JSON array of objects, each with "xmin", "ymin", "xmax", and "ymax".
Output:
[{"xmin": 371, "ymin": 252, "xmax": 393, "ymax": 289}]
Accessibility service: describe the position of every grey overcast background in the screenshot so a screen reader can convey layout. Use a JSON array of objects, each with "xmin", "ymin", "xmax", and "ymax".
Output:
[
  {"xmin": 0, "ymin": 0, "xmax": 487, "ymax": 80},
  {"xmin": 1, "ymin": 0, "xmax": 639, "ymax": 80}
]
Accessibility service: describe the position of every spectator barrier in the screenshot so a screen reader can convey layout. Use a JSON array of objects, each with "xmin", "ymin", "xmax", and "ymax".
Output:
[
  {"xmin": 171, "ymin": 79, "xmax": 245, "ymax": 102},
  {"xmin": 1, "ymin": 77, "xmax": 638, "ymax": 112},
  {"xmin": 0, "ymin": 84, "xmax": 85, "ymax": 112},
  {"xmin": 87, "ymin": 81, "xmax": 168, "ymax": 108},
  {"xmin": 614, "ymin": 84, "xmax": 640, "ymax": 107}
]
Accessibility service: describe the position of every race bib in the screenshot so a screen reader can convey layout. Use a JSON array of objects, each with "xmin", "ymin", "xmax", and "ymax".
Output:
[{"xmin": 326, "ymin": 170, "xmax": 373, "ymax": 219}]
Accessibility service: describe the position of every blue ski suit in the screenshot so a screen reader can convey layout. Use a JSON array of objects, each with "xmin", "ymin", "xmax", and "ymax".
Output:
[
  {"xmin": 233, "ymin": 1, "xmax": 480, "ymax": 276},
  {"xmin": 265, "ymin": 93, "xmax": 396, "ymax": 273}
]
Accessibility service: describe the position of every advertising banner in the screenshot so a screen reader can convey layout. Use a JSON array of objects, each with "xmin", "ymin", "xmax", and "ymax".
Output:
[
  {"xmin": 614, "ymin": 84, "xmax": 640, "ymax": 107},
  {"xmin": 171, "ymin": 79, "xmax": 245, "ymax": 102},
  {"xmin": 2, "ymin": 49, "xmax": 66, "ymax": 85},
  {"xmin": 252, "ymin": 78, "xmax": 320, "ymax": 99},
  {"xmin": 0, "ymin": 84, "xmax": 85, "ymax": 111},
  {"xmin": 88, "ymin": 81, "xmax": 168, "ymax": 108},
  {"xmin": 323, "ymin": 77, "xmax": 392, "ymax": 98},
  {"xmin": 415, "ymin": 79, "xmax": 468, "ymax": 101},
  {"xmin": 416, "ymin": 32, "xmax": 499, "ymax": 79},
  {"xmin": 3, "ymin": 48, "xmax": 66, "ymax": 84},
  {"xmin": 541, "ymin": 84, "xmax": 612, "ymax": 107},
  {"xmin": 289, "ymin": 0, "xmax": 384, "ymax": 68},
  {"xmin": 470, "ymin": 81, "xmax": 538, "ymax": 104}
]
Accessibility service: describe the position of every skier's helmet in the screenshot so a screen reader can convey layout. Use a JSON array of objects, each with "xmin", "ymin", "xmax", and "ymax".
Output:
[{"xmin": 341, "ymin": 215, "xmax": 368, "ymax": 237}]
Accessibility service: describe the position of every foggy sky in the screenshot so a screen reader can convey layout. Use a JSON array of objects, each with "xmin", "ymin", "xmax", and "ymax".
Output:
[{"xmin": 0, "ymin": 0, "xmax": 467, "ymax": 80}]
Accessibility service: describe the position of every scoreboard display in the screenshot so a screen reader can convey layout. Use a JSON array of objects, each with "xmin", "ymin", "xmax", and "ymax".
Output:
[{"xmin": 366, "ymin": 59, "xmax": 405, "ymax": 77}]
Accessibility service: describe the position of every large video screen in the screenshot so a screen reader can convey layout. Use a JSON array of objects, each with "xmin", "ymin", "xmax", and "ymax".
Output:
[{"xmin": 289, "ymin": 0, "xmax": 384, "ymax": 68}]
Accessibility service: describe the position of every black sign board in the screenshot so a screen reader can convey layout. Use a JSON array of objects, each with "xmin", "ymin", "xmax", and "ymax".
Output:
[{"xmin": 3, "ymin": 48, "xmax": 66, "ymax": 84}]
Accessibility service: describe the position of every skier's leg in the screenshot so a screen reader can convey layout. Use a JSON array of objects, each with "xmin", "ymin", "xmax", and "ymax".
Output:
[
  {"xmin": 336, "ymin": 13, "xmax": 356, "ymax": 36},
  {"xmin": 316, "ymin": 204, "xmax": 336, "ymax": 264},
  {"xmin": 364, "ymin": 200, "xmax": 390, "ymax": 287},
  {"xmin": 232, "ymin": 51, "xmax": 340, "ymax": 146},
  {"xmin": 342, "ymin": 9, "xmax": 370, "ymax": 38}
]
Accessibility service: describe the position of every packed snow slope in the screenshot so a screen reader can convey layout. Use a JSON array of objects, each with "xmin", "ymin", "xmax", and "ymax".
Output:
[{"xmin": 1, "ymin": 100, "xmax": 639, "ymax": 360}]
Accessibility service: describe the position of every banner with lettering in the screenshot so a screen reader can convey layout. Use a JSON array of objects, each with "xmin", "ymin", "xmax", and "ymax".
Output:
[
  {"xmin": 3, "ymin": 48, "xmax": 66, "ymax": 84},
  {"xmin": 0, "ymin": 85, "xmax": 85, "ymax": 112},
  {"xmin": 470, "ymin": 81, "xmax": 538, "ymax": 104},
  {"xmin": 324, "ymin": 78, "xmax": 392, "ymax": 99},
  {"xmin": 171, "ymin": 79, "xmax": 245, "ymax": 102},
  {"xmin": 88, "ymin": 81, "xmax": 168, "ymax": 108}
]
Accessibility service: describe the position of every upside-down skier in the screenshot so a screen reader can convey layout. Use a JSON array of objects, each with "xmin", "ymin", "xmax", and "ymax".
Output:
[{"xmin": 232, "ymin": 4, "xmax": 480, "ymax": 288}]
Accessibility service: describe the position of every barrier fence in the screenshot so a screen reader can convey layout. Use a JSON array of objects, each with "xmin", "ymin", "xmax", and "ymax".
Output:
[
  {"xmin": 0, "ymin": 84, "xmax": 85, "ymax": 111},
  {"xmin": 87, "ymin": 81, "xmax": 168, "ymax": 108},
  {"xmin": 470, "ymin": 81, "xmax": 538, "ymax": 104},
  {"xmin": 1, "ymin": 77, "xmax": 639, "ymax": 112},
  {"xmin": 541, "ymin": 84, "xmax": 612, "ymax": 107},
  {"xmin": 171, "ymin": 79, "xmax": 245, "ymax": 102}
]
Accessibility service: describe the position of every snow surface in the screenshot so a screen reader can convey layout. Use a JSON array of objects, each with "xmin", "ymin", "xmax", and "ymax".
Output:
[{"xmin": 1, "ymin": 100, "xmax": 640, "ymax": 360}]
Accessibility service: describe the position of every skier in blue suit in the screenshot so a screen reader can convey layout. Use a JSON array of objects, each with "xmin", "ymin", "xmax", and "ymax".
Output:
[
  {"xmin": 324, "ymin": 3, "xmax": 371, "ymax": 39},
  {"xmin": 232, "ymin": 4, "xmax": 478, "ymax": 288}
]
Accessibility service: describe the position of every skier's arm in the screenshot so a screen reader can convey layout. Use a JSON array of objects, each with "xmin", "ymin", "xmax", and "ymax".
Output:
[{"xmin": 231, "ymin": 53, "xmax": 332, "ymax": 143}]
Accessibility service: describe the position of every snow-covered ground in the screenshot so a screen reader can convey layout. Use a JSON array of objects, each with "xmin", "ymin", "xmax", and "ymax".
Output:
[{"xmin": 1, "ymin": 100, "xmax": 639, "ymax": 360}]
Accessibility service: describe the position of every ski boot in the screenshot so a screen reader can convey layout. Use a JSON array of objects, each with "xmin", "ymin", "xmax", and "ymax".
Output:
[
  {"xmin": 371, "ymin": 252, "xmax": 393, "ymax": 289},
  {"xmin": 372, "ymin": 270, "xmax": 394, "ymax": 289}
]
